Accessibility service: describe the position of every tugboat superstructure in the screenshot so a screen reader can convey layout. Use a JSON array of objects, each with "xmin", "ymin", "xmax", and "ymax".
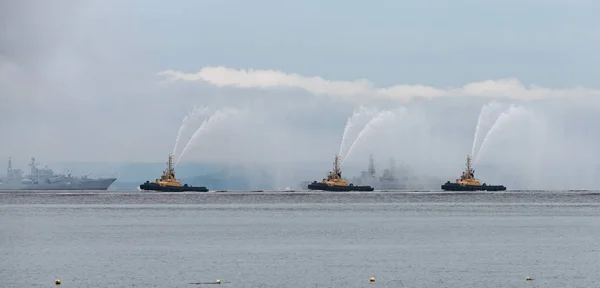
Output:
[
  {"xmin": 139, "ymin": 154, "xmax": 208, "ymax": 192},
  {"xmin": 307, "ymin": 155, "xmax": 374, "ymax": 191},
  {"xmin": 441, "ymin": 155, "xmax": 506, "ymax": 191}
]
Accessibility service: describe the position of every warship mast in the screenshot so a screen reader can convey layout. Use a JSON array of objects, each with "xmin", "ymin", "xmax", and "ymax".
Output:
[
  {"xmin": 6, "ymin": 157, "xmax": 12, "ymax": 180},
  {"xmin": 368, "ymin": 154, "xmax": 376, "ymax": 178},
  {"xmin": 29, "ymin": 157, "xmax": 37, "ymax": 180}
]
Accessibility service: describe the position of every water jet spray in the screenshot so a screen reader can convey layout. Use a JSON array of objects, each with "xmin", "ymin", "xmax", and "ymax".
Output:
[
  {"xmin": 475, "ymin": 105, "xmax": 529, "ymax": 163},
  {"xmin": 471, "ymin": 102, "xmax": 504, "ymax": 159},
  {"xmin": 175, "ymin": 107, "xmax": 239, "ymax": 166},
  {"xmin": 342, "ymin": 108, "xmax": 404, "ymax": 164},
  {"xmin": 339, "ymin": 106, "xmax": 377, "ymax": 159},
  {"xmin": 173, "ymin": 106, "xmax": 211, "ymax": 157}
]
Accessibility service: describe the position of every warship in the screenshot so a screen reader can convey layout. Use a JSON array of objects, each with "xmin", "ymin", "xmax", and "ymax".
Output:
[
  {"xmin": 0, "ymin": 157, "xmax": 117, "ymax": 191},
  {"xmin": 351, "ymin": 155, "xmax": 407, "ymax": 190},
  {"xmin": 139, "ymin": 154, "xmax": 208, "ymax": 192},
  {"xmin": 441, "ymin": 155, "xmax": 506, "ymax": 191},
  {"xmin": 307, "ymin": 155, "xmax": 374, "ymax": 191},
  {"xmin": 351, "ymin": 155, "xmax": 442, "ymax": 190}
]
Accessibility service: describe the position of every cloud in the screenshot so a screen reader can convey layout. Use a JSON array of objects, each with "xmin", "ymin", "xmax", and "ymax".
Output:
[{"xmin": 158, "ymin": 66, "xmax": 600, "ymax": 102}]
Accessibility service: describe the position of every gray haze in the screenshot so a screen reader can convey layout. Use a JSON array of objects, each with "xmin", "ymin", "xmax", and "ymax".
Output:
[{"xmin": 1, "ymin": 1, "xmax": 600, "ymax": 189}]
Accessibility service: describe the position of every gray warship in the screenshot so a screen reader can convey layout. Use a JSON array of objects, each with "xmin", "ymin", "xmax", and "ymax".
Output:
[
  {"xmin": 0, "ymin": 157, "xmax": 117, "ymax": 191},
  {"xmin": 351, "ymin": 155, "xmax": 441, "ymax": 190}
]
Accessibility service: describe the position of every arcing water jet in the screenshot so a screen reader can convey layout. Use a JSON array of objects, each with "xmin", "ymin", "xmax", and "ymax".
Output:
[
  {"xmin": 342, "ymin": 108, "xmax": 404, "ymax": 164},
  {"xmin": 339, "ymin": 106, "xmax": 377, "ymax": 159},
  {"xmin": 175, "ymin": 107, "xmax": 239, "ymax": 166},
  {"xmin": 475, "ymin": 104, "xmax": 529, "ymax": 163},
  {"xmin": 339, "ymin": 117, "xmax": 353, "ymax": 155},
  {"xmin": 173, "ymin": 106, "xmax": 211, "ymax": 156},
  {"xmin": 471, "ymin": 102, "xmax": 505, "ymax": 160}
]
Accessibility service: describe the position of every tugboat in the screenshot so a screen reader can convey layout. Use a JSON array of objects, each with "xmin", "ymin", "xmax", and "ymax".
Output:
[
  {"xmin": 307, "ymin": 155, "xmax": 374, "ymax": 191},
  {"xmin": 139, "ymin": 154, "xmax": 208, "ymax": 192},
  {"xmin": 441, "ymin": 155, "xmax": 506, "ymax": 191}
]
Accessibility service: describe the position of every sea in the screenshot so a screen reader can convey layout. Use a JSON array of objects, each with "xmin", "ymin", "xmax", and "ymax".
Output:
[{"xmin": 1, "ymin": 190, "xmax": 599, "ymax": 288}]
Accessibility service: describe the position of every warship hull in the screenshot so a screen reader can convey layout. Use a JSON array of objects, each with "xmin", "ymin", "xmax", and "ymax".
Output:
[
  {"xmin": 441, "ymin": 182, "xmax": 506, "ymax": 191},
  {"xmin": 307, "ymin": 182, "xmax": 374, "ymax": 192},
  {"xmin": 0, "ymin": 178, "xmax": 117, "ymax": 191},
  {"xmin": 139, "ymin": 182, "xmax": 208, "ymax": 192}
]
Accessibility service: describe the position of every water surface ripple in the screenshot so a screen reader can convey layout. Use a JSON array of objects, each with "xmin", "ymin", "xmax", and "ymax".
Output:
[{"xmin": 1, "ymin": 191, "xmax": 599, "ymax": 287}]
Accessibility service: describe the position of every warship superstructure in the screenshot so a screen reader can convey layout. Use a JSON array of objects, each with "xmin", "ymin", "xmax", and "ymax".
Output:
[
  {"xmin": 351, "ymin": 155, "xmax": 440, "ymax": 190},
  {"xmin": 351, "ymin": 155, "xmax": 407, "ymax": 190},
  {"xmin": 139, "ymin": 154, "xmax": 208, "ymax": 192},
  {"xmin": 307, "ymin": 155, "xmax": 374, "ymax": 191},
  {"xmin": 0, "ymin": 157, "xmax": 117, "ymax": 191},
  {"xmin": 441, "ymin": 155, "xmax": 506, "ymax": 191}
]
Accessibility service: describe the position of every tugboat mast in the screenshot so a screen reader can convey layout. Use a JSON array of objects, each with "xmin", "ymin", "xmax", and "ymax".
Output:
[
  {"xmin": 168, "ymin": 154, "xmax": 174, "ymax": 174},
  {"xmin": 333, "ymin": 155, "xmax": 342, "ymax": 177},
  {"xmin": 465, "ymin": 155, "xmax": 474, "ymax": 177}
]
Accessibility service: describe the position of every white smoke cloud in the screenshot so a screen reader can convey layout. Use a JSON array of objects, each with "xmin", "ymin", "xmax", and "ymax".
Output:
[{"xmin": 158, "ymin": 66, "xmax": 600, "ymax": 102}]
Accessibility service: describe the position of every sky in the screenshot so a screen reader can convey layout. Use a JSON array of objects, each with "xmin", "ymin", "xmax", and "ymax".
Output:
[{"xmin": 1, "ymin": 0, "xmax": 600, "ymax": 188}]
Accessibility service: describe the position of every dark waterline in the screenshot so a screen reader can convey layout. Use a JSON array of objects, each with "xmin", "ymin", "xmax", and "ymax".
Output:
[{"xmin": 1, "ymin": 191, "xmax": 599, "ymax": 287}]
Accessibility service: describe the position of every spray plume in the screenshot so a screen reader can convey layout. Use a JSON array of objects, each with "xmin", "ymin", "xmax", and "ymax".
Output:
[
  {"xmin": 471, "ymin": 102, "xmax": 505, "ymax": 159},
  {"xmin": 342, "ymin": 108, "xmax": 402, "ymax": 164},
  {"xmin": 175, "ymin": 107, "xmax": 238, "ymax": 166},
  {"xmin": 475, "ymin": 105, "xmax": 529, "ymax": 163},
  {"xmin": 338, "ymin": 106, "xmax": 376, "ymax": 158},
  {"xmin": 173, "ymin": 106, "xmax": 211, "ymax": 156}
]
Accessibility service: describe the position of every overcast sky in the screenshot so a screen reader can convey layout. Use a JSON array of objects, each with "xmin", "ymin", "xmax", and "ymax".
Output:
[{"xmin": 1, "ymin": 0, "xmax": 600, "ymax": 187}]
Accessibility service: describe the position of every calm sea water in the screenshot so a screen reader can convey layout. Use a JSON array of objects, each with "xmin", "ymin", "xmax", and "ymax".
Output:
[{"xmin": 1, "ymin": 191, "xmax": 599, "ymax": 288}]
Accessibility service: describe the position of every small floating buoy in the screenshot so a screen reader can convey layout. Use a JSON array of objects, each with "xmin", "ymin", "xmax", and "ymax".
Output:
[
  {"xmin": 370, "ymin": 277, "xmax": 375, "ymax": 282},
  {"xmin": 525, "ymin": 276, "xmax": 533, "ymax": 281},
  {"xmin": 216, "ymin": 279, "xmax": 221, "ymax": 284},
  {"xmin": 55, "ymin": 279, "xmax": 61, "ymax": 285}
]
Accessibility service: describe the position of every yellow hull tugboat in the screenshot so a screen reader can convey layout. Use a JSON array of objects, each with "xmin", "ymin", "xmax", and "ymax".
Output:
[
  {"xmin": 307, "ymin": 155, "xmax": 374, "ymax": 191},
  {"xmin": 441, "ymin": 155, "xmax": 506, "ymax": 191},
  {"xmin": 139, "ymin": 155, "xmax": 208, "ymax": 192}
]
